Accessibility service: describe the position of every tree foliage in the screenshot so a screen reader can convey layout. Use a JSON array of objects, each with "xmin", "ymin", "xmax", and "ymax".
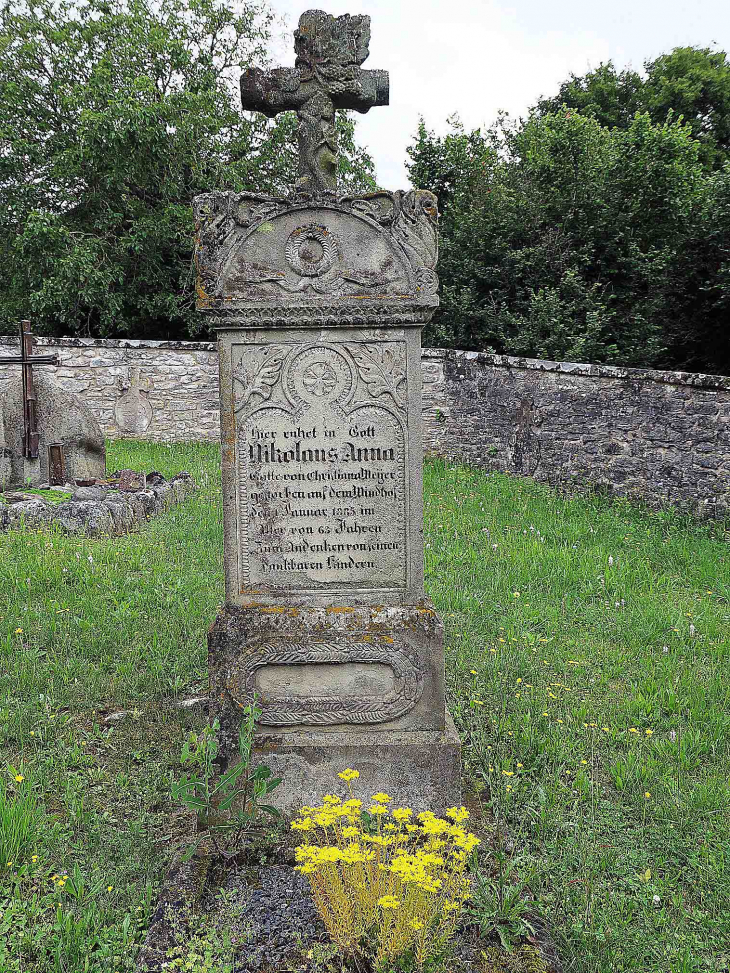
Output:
[
  {"xmin": 0, "ymin": 0, "xmax": 376, "ymax": 339},
  {"xmin": 535, "ymin": 46, "xmax": 730, "ymax": 171},
  {"xmin": 408, "ymin": 109, "xmax": 730, "ymax": 374}
]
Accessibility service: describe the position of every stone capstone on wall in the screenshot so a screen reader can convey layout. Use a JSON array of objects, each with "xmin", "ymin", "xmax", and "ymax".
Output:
[{"xmin": 2, "ymin": 338, "xmax": 729, "ymax": 516}]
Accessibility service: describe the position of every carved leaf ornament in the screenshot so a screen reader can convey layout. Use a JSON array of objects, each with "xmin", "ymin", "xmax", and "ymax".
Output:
[
  {"xmin": 235, "ymin": 348, "xmax": 287, "ymax": 411},
  {"xmin": 346, "ymin": 343, "xmax": 406, "ymax": 410}
]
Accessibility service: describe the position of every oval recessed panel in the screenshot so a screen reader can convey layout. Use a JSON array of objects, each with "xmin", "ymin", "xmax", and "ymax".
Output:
[
  {"xmin": 255, "ymin": 662, "xmax": 396, "ymax": 699},
  {"xmin": 227, "ymin": 639, "xmax": 423, "ymax": 726}
]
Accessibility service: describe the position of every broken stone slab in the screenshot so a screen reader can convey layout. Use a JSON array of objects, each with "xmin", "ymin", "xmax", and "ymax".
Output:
[
  {"xmin": 5, "ymin": 499, "xmax": 55, "ymax": 530},
  {"xmin": 0, "ymin": 473, "xmax": 197, "ymax": 536},
  {"xmin": 72, "ymin": 486, "xmax": 115, "ymax": 501},
  {"xmin": 118, "ymin": 469, "xmax": 147, "ymax": 492},
  {"xmin": 55, "ymin": 500, "xmax": 115, "ymax": 536},
  {"xmin": 104, "ymin": 498, "xmax": 137, "ymax": 533},
  {"xmin": 2, "ymin": 492, "xmax": 41, "ymax": 503},
  {"xmin": 135, "ymin": 490, "xmax": 163, "ymax": 518}
]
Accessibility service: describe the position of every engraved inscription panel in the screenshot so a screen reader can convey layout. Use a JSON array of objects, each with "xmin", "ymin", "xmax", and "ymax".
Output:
[{"xmin": 235, "ymin": 340, "xmax": 408, "ymax": 594}]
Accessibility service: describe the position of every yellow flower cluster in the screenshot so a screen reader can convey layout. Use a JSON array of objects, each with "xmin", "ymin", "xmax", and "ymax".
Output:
[{"xmin": 291, "ymin": 772, "xmax": 479, "ymax": 970}]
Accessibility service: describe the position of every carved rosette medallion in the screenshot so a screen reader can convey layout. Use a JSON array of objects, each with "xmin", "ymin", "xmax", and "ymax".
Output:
[
  {"xmin": 285, "ymin": 344, "xmax": 354, "ymax": 409},
  {"xmin": 286, "ymin": 224, "xmax": 337, "ymax": 277},
  {"xmin": 227, "ymin": 637, "xmax": 424, "ymax": 726},
  {"xmin": 193, "ymin": 189, "xmax": 439, "ymax": 312}
]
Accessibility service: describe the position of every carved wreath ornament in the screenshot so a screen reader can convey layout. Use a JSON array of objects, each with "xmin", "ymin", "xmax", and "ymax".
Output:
[
  {"xmin": 227, "ymin": 639, "xmax": 424, "ymax": 726},
  {"xmin": 285, "ymin": 224, "xmax": 337, "ymax": 277}
]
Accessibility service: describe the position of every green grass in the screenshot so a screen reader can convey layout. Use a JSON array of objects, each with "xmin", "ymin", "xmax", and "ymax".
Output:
[
  {"xmin": 0, "ymin": 488, "xmax": 73, "ymax": 504},
  {"xmin": 427, "ymin": 461, "xmax": 730, "ymax": 973},
  {"xmin": 1, "ymin": 441, "xmax": 729, "ymax": 972}
]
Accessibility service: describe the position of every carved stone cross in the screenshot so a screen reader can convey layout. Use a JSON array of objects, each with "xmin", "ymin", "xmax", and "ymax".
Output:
[{"xmin": 240, "ymin": 9, "xmax": 389, "ymax": 195}]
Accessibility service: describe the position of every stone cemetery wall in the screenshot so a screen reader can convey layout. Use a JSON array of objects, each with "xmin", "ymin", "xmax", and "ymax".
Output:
[
  {"xmin": 421, "ymin": 349, "xmax": 730, "ymax": 517},
  {"xmin": 2, "ymin": 337, "xmax": 729, "ymax": 515},
  {"xmin": 0, "ymin": 336, "xmax": 220, "ymax": 443}
]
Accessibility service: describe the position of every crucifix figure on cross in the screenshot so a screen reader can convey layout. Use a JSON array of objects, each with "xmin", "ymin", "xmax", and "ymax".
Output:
[
  {"xmin": 0, "ymin": 320, "xmax": 58, "ymax": 461},
  {"xmin": 240, "ymin": 9, "xmax": 389, "ymax": 195}
]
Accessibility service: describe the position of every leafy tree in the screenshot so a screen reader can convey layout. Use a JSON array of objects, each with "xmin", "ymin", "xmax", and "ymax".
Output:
[
  {"xmin": 535, "ymin": 62, "xmax": 645, "ymax": 132},
  {"xmin": 0, "ymin": 0, "xmax": 376, "ymax": 339},
  {"xmin": 407, "ymin": 111, "xmax": 730, "ymax": 373},
  {"xmin": 535, "ymin": 46, "xmax": 730, "ymax": 171},
  {"xmin": 407, "ymin": 115, "xmax": 495, "ymax": 216}
]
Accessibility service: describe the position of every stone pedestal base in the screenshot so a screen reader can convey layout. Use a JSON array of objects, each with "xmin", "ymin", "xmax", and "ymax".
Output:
[
  {"xmin": 208, "ymin": 604, "xmax": 461, "ymax": 812},
  {"xmin": 254, "ymin": 715, "xmax": 461, "ymax": 813}
]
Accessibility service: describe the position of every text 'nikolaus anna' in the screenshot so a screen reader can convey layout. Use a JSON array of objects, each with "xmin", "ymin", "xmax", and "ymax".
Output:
[{"xmin": 248, "ymin": 439, "xmax": 396, "ymax": 464}]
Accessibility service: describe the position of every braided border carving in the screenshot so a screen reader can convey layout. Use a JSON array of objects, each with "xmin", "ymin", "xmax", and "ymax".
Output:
[
  {"xmin": 227, "ymin": 638, "xmax": 424, "ymax": 725},
  {"xmin": 208, "ymin": 303, "xmax": 434, "ymax": 326}
]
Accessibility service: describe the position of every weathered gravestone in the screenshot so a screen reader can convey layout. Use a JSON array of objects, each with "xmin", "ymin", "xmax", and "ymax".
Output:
[
  {"xmin": 196, "ymin": 9, "xmax": 460, "ymax": 810},
  {"xmin": 0, "ymin": 322, "xmax": 106, "ymax": 490}
]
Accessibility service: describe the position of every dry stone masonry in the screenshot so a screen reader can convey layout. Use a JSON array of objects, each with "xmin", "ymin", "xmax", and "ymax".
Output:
[
  {"xmin": 422, "ymin": 350, "xmax": 730, "ymax": 517},
  {"xmin": 0, "ymin": 471, "xmax": 196, "ymax": 536},
  {"xmin": 3, "ymin": 339, "xmax": 730, "ymax": 516},
  {"xmin": 200, "ymin": 9, "xmax": 460, "ymax": 811}
]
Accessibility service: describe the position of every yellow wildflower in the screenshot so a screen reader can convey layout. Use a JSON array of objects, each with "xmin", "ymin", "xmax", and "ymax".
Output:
[
  {"xmin": 372, "ymin": 792, "xmax": 391, "ymax": 804},
  {"xmin": 445, "ymin": 806, "xmax": 469, "ymax": 823},
  {"xmin": 338, "ymin": 769, "xmax": 359, "ymax": 782}
]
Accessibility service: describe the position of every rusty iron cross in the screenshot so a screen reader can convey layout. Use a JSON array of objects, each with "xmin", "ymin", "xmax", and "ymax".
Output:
[
  {"xmin": 240, "ymin": 9, "xmax": 388, "ymax": 195},
  {"xmin": 0, "ymin": 320, "xmax": 58, "ymax": 460}
]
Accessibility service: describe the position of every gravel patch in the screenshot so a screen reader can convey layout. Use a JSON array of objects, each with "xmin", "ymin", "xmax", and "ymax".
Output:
[{"xmin": 217, "ymin": 864, "xmax": 328, "ymax": 972}]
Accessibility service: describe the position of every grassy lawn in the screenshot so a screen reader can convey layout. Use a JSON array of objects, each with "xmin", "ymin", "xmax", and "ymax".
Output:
[{"xmin": 1, "ymin": 440, "xmax": 729, "ymax": 972}]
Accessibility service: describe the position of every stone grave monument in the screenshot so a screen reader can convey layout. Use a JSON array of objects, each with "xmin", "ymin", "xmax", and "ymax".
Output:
[
  {"xmin": 196, "ymin": 9, "xmax": 460, "ymax": 809},
  {"xmin": 0, "ymin": 321, "xmax": 106, "ymax": 490}
]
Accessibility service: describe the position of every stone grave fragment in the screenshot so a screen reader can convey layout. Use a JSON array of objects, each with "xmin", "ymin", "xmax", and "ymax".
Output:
[
  {"xmin": 0, "ymin": 321, "xmax": 106, "ymax": 489},
  {"xmin": 196, "ymin": 9, "xmax": 460, "ymax": 810}
]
